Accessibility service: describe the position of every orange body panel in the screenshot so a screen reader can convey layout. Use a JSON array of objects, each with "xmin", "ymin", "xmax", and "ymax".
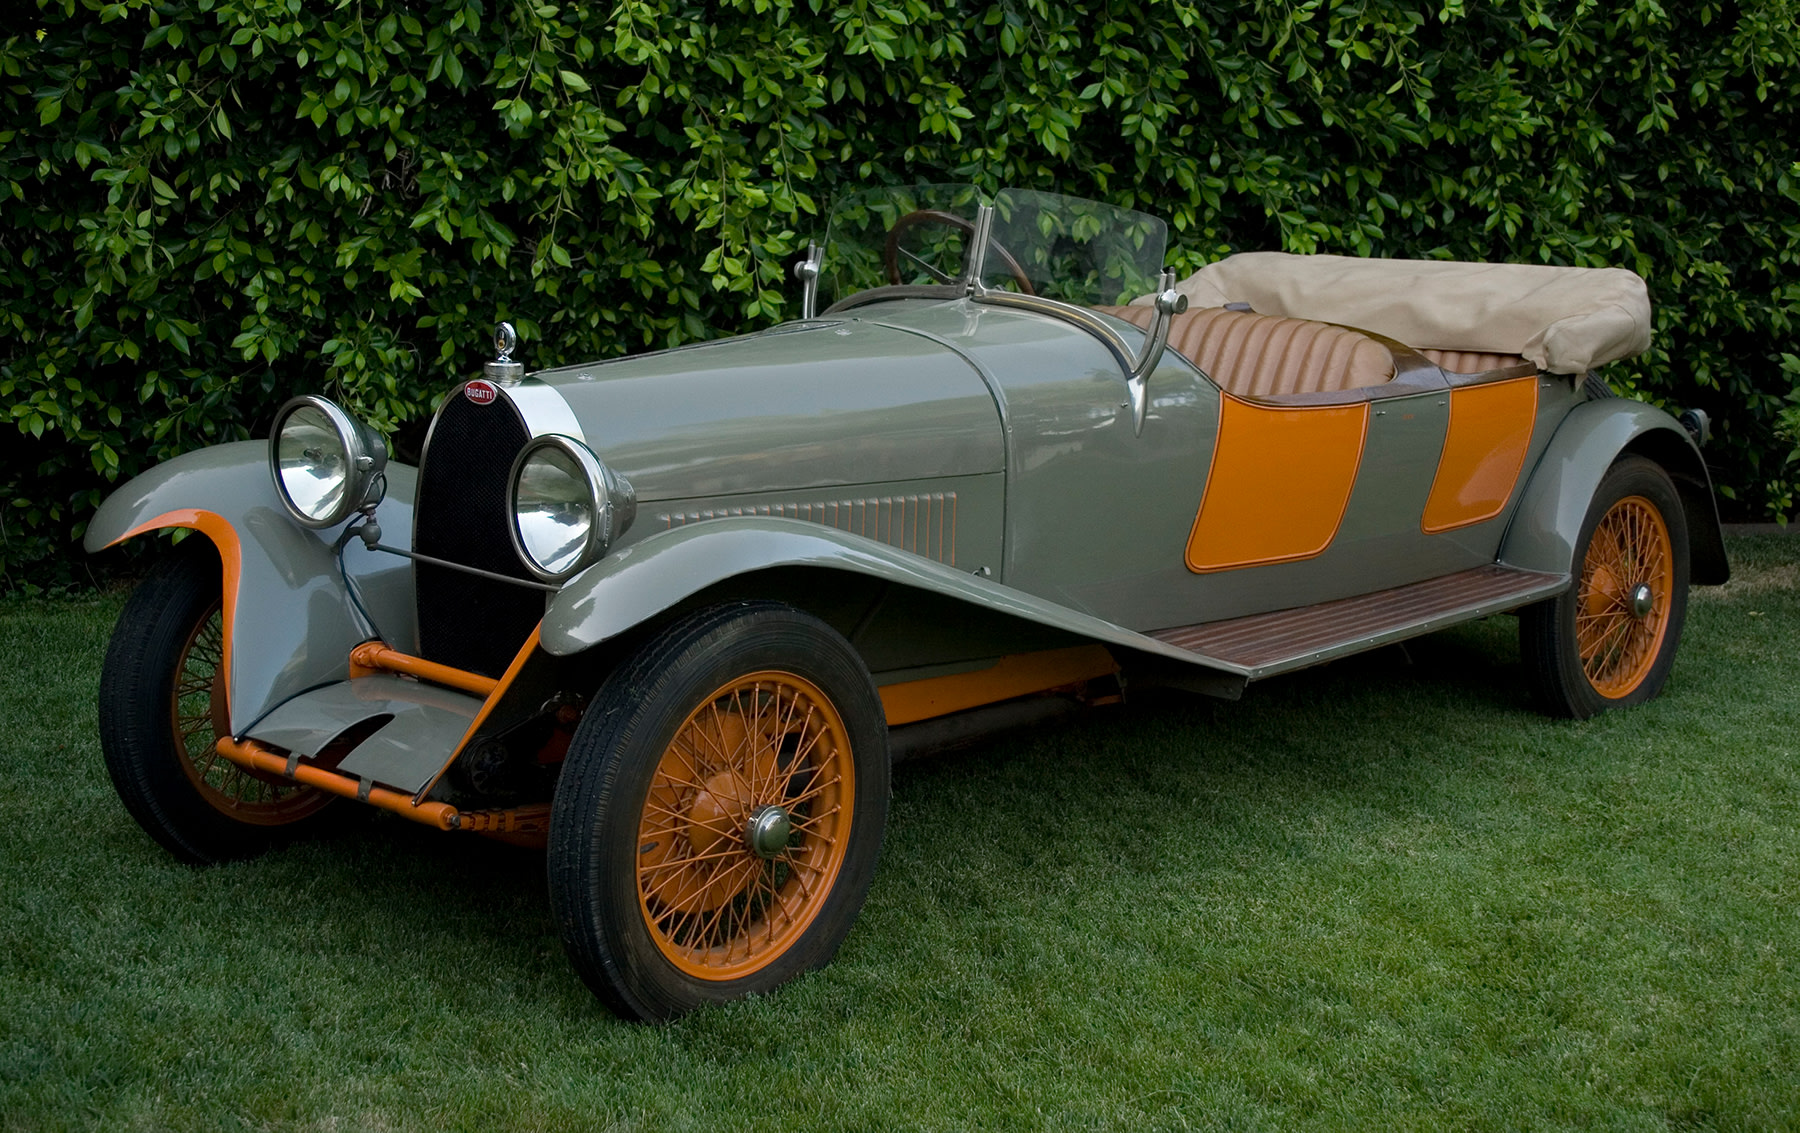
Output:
[
  {"xmin": 1422, "ymin": 377, "xmax": 1538, "ymax": 533},
  {"xmin": 110, "ymin": 510, "xmax": 244, "ymax": 716},
  {"xmin": 1186, "ymin": 396, "xmax": 1369, "ymax": 572},
  {"xmin": 878, "ymin": 644, "xmax": 1118, "ymax": 726}
]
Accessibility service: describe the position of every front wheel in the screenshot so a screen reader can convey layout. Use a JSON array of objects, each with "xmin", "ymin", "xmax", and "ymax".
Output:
[
  {"xmin": 548, "ymin": 601, "xmax": 890, "ymax": 1020},
  {"xmin": 1519, "ymin": 455, "xmax": 1691, "ymax": 718},
  {"xmin": 98, "ymin": 540, "xmax": 334, "ymax": 864}
]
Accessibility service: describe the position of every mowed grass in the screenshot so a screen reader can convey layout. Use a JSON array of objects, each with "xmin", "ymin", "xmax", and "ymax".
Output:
[{"xmin": 2, "ymin": 536, "xmax": 1797, "ymax": 1131}]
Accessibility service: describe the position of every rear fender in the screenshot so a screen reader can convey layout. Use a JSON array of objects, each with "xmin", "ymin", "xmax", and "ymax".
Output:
[
  {"xmin": 85, "ymin": 440, "xmax": 420, "ymax": 734},
  {"xmin": 1498, "ymin": 399, "xmax": 1729, "ymax": 584},
  {"xmin": 540, "ymin": 517, "xmax": 1248, "ymax": 692}
]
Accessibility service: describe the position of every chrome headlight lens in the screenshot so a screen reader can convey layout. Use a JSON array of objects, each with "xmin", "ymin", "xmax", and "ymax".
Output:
[
  {"xmin": 269, "ymin": 395, "xmax": 387, "ymax": 529},
  {"xmin": 508, "ymin": 435, "xmax": 636, "ymax": 582}
]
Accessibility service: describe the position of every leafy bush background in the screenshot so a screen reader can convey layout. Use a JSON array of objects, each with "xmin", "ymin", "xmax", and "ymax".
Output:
[{"xmin": 5, "ymin": 0, "xmax": 1799, "ymax": 588}]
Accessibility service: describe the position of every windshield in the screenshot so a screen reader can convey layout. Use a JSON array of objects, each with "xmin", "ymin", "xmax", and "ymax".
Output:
[
  {"xmin": 981, "ymin": 189, "xmax": 1168, "ymax": 308},
  {"xmin": 817, "ymin": 185, "xmax": 1169, "ymax": 314},
  {"xmin": 818, "ymin": 183, "xmax": 982, "ymax": 311}
]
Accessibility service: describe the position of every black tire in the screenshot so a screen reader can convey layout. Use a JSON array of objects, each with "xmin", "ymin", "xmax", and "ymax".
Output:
[
  {"xmin": 1519, "ymin": 455, "xmax": 1690, "ymax": 719},
  {"xmin": 548, "ymin": 601, "xmax": 890, "ymax": 1021},
  {"xmin": 98, "ymin": 539, "xmax": 334, "ymax": 864}
]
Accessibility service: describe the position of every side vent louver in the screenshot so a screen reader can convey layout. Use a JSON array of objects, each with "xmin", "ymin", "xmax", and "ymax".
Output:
[{"xmin": 658, "ymin": 493, "xmax": 958, "ymax": 566}]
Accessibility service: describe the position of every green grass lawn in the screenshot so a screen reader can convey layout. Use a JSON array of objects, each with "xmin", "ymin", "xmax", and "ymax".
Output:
[{"xmin": 3, "ymin": 536, "xmax": 1796, "ymax": 1131}]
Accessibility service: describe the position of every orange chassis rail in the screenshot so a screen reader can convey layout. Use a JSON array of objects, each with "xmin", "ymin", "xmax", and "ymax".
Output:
[
  {"xmin": 217, "ymin": 639, "xmax": 1118, "ymax": 838},
  {"xmin": 215, "ymin": 736, "xmax": 552, "ymax": 836},
  {"xmin": 348, "ymin": 641, "xmax": 498, "ymax": 698}
]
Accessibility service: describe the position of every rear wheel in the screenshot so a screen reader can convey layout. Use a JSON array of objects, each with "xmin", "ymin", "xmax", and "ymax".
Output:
[
  {"xmin": 548, "ymin": 601, "xmax": 889, "ymax": 1020},
  {"xmin": 1519, "ymin": 455, "xmax": 1690, "ymax": 718},
  {"xmin": 98, "ymin": 540, "xmax": 333, "ymax": 864}
]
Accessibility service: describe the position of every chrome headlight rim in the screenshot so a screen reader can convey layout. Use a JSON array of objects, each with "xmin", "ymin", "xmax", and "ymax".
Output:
[
  {"xmin": 268, "ymin": 394, "xmax": 387, "ymax": 530},
  {"xmin": 507, "ymin": 434, "xmax": 634, "ymax": 583}
]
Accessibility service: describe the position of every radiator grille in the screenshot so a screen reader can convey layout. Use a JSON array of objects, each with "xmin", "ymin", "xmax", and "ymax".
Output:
[
  {"xmin": 658, "ymin": 492, "xmax": 958, "ymax": 565},
  {"xmin": 412, "ymin": 392, "xmax": 543, "ymax": 678}
]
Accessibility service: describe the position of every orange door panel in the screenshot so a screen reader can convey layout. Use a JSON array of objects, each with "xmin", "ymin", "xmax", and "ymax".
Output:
[
  {"xmin": 1186, "ymin": 395, "xmax": 1370, "ymax": 573},
  {"xmin": 1421, "ymin": 377, "xmax": 1538, "ymax": 533}
]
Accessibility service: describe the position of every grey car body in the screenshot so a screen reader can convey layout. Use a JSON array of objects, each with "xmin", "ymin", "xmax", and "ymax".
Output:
[{"xmin": 88, "ymin": 185, "xmax": 1727, "ymax": 1017}]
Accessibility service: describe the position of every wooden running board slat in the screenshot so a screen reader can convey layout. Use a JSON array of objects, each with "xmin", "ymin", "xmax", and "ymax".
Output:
[{"xmin": 1150, "ymin": 565, "xmax": 1566, "ymax": 678}]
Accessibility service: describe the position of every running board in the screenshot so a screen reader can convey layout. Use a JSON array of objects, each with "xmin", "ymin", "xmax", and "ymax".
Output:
[{"xmin": 1149, "ymin": 565, "xmax": 1568, "ymax": 681}]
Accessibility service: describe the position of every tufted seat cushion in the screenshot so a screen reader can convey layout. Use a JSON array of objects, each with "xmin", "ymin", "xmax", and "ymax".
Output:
[
  {"xmin": 1097, "ymin": 305, "xmax": 1394, "ymax": 398},
  {"xmin": 1416, "ymin": 348, "xmax": 1533, "ymax": 376}
]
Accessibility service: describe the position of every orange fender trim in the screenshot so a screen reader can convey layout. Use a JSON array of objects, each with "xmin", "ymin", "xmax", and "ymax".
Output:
[{"xmin": 109, "ymin": 509, "xmax": 244, "ymax": 719}]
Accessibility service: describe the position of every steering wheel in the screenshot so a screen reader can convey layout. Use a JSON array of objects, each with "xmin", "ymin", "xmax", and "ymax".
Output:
[{"xmin": 884, "ymin": 209, "xmax": 1037, "ymax": 296}]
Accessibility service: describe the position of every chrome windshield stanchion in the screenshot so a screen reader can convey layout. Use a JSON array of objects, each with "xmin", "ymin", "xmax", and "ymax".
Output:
[
  {"xmin": 793, "ymin": 242, "xmax": 822, "ymax": 320},
  {"xmin": 1124, "ymin": 270, "xmax": 1188, "ymax": 435},
  {"xmin": 964, "ymin": 204, "xmax": 996, "ymax": 297}
]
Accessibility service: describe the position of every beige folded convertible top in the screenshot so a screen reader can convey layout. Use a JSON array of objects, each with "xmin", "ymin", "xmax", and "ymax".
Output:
[{"xmin": 1157, "ymin": 252, "xmax": 1652, "ymax": 374}]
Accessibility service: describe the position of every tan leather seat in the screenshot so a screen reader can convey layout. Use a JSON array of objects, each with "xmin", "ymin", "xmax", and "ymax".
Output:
[
  {"xmin": 1417, "ymin": 349, "xmax": 1534, "ymax": 376},
  {"xmin": 1097, "ymin": 306, "xmax": 1394, "ymax": 398}
]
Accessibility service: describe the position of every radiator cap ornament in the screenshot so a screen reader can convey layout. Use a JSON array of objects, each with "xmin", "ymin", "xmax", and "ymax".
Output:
[{"xmin": 484, "ymin": 321, "xmax": 524, "ymax": 386}]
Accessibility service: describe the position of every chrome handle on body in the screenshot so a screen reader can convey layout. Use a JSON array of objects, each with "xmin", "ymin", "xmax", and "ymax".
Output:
[
  {"xmin": 793, "ymin": 242, "xmax": 822, "ymax": 320},
  {"xmin": 1125, "ymin": 269, "xmax": 1188, "ymax": 435}
]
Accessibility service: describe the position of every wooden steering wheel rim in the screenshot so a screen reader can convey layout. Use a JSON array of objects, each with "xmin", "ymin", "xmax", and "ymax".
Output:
[{"xmin": 883, "ymin": 209, "xmax": 1036, "ymax": 295}]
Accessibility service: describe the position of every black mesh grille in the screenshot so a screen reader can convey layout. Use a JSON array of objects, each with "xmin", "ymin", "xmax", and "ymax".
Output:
[{"xmin": 413, "ymin": 392, "xmax": 544, "ymax": 678}]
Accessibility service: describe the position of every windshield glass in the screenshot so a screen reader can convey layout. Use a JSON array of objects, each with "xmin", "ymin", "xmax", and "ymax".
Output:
[
  {"xmin": 816, "ymin": 185, "xmax": 1169, "ymax": 313},
  {"xmin": 818, "ymin": 183, "xmax": 982, "ymax": 311},
  {"xmin": 981, "ymin": 189, "xmax": 1168, "ymax": 308}
]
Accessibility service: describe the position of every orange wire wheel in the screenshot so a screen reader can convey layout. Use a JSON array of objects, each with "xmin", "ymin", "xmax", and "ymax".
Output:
[
  {"xmin": 1574, "ymin": 496, "xmax": 1674, "ymax": 699},
  {"xmin": 634, "ymin": 671, "xmax": 854, "ymax": 979},
  {"xmin": 169, "ymin": 601, "xmax": 331, "ymax": 825},
  {"xmin": 549, "ymin": 602, "xmax": 890, "ymax": 1021},
  {"xmin": 100, "ymin": 540, "xmax": 337, "ymax": 863},
  {"xmin": 1519, "ymin": 455, "xmax": 1690, "ymax": 719}
]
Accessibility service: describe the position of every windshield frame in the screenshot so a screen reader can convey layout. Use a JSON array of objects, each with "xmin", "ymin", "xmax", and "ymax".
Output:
[{"xmin": 817, "ymin": 186, "xmax": 1166, "ymax": 346}]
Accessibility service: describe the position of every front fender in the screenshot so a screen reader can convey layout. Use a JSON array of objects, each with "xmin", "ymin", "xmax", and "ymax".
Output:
[
  {"xmin": 1499, "ymin": 399, "xmax": 1729, "ymax": 584},
  {"xmin": 541, "ymin": 516, "xmax": 1248, "ymax": 681},
  {"xmin": 86, "ymin": 440, "xmax": 420, "ymax": 735}
]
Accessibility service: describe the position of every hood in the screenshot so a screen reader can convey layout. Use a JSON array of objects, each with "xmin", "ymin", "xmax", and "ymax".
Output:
[{"xmin": 532, "ymin": 314, "xmax": 1004, "ymax": 502}]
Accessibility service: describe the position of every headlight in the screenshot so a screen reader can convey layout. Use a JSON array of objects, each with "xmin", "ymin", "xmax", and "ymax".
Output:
[
  {"xmin": 269, "ymin": 395, "xmax": 387, "ymax": 528},
  {"xmin": 508, "ymin": 435, "xmax": 636, "ymax": 582}
]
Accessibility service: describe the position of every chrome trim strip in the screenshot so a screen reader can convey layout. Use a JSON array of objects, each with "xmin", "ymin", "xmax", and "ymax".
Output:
[
  {"xmin": 502, "ymin": 379, "xmax": 585, "ymax": 443},
  {"xmin": 971, "ymin": 290, "xmax": 1138, "ymax": 374},
  {"xmin": 822, "ymin": 284, "xmax": 963, "ymax": 315}
]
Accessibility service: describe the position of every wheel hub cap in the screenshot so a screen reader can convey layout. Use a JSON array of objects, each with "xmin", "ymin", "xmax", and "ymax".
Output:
[
  {"xmin": 1630, "ymin": 583, "xmax": 1655, "ymax": 619},
  {"xmin": 746, "ymin": 804, "xmax": 792, "ymax": 859}
]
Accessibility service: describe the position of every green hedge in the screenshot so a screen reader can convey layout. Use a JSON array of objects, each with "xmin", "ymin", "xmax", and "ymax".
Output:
[{"xmin": 5, "ymin": 0, "xmax": 1799, "ymax": 588}]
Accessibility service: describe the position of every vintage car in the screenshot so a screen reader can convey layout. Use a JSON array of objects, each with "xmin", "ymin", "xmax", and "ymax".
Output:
[{"xmin": 88, "ymin": 185, "xmax": 1727, "ymax": 1020}]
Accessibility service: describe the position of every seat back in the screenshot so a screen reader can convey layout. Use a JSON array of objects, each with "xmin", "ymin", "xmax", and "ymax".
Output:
[
  {"xmin": 1416, "ymin": 348, "xmax": 1534, "ymax": 377},
  {"xmin": 1097, "ymin": 306, "xmax": 1394, "ymax": 398}
]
